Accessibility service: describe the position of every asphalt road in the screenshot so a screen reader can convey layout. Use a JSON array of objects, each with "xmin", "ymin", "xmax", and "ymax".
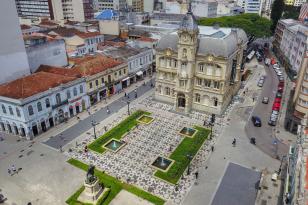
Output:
[
  {"xmin": 245, "ymin": 63, "xmax": 289, "ymax": 159},
  {"xmin": 43, "ymin": 80, "xmax": 154, "ymax": 149}
]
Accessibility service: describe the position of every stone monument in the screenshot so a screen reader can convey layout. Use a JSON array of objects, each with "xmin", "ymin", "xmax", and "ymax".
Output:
[{"xmin": 77, "ymin": 164, "xmax": 107, "ymax": 204}]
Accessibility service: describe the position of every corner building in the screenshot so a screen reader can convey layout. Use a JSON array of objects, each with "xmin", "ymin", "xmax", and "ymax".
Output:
[{"xmin": 154, "ymin": 7, "xmax": 248, "ymax": 115}]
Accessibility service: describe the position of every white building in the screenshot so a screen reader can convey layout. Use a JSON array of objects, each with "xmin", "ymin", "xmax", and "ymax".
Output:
[
  {"xmin": 0, "ymin": 0, "xmax": 30, "ymax": 85},
  {"xmin": 96, "ymin": 0, "xmax": 127, "ymax": 11},
  {"xmin": 245, "ymin": 0, "xmax": 262, "ymax": 14},
  {"xmin": 0, "ymin": 69, "xmax": 89, "ymax": 139},
  {"xmin": 166, "ymin": 0, "xmax": 217, "ymax": 17},
  {"xmin": 24, "ymin": 36, "xmax": 68, "ymax": 73}
]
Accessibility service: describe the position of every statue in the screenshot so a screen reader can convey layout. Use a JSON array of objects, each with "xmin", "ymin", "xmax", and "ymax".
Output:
[{"xmin": 86, "ymin": 164, "xmax": 96, "ymax": 184}]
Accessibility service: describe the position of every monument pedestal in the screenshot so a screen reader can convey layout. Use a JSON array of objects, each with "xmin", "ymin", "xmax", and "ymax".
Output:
[{"xmin": 78, "ymin": 179, "xmax": 107, "ymax": 204}]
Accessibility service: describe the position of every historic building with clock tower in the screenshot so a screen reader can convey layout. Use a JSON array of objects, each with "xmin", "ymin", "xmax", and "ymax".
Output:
[{"xmin": 154, "ymin": 4, "xmax": 248, "ymax": 115}]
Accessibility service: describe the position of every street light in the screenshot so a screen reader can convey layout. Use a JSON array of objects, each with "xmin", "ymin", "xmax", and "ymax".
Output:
[
  {"xmin": 91, "ymin": 120, "xmax": 98, "ymax": 139},
  {"xmin": 186, "ymin": 154, "xmax": 192, "ymax": 175},
  {"xmin": 127, "ymin": 100, "xmax": 130, "ymax": 115}
]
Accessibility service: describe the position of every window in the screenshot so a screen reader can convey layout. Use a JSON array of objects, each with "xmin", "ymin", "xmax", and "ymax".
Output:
[
  {"xmin": 16, "ymin": 108, "xmax": 21, "ymax": 117},
  {"xmin": 204, "ymin": 79, "xmax": 211, "ymax": 87},
  {"xmin": 67, "ymin": 90, "xmax": 71, "ymax": 99},
  {"xmin": 56, "ymin": 93, "xmax": 61, "ymax": 104},
  {"xmin": 165, "ymin": 87, "xmax": 171, "ymax": 95},
  {"xmin": 199, "ymin": 64, "xmax": 204, "ymax": 72},
  {"xmin": 195, "ymin": 93, "xmax": 201, "ymax": 103},
  {"xmin": 181, "ymin": 62, "xmax": 187, "ymax": 69},
  {"xmin": 174, "ymin": 59, "xmax": 177, "ymax": 68},
  {"xmin": 45, "ymin": 99, "xmax": 50, "ymax": 108},
  {"xmin": 166, "ymin": 58, "xmax": 171, "ymax": 68},
  {"xmin": 182, "ymin": 48, "xmax": 187, "ymax": 58},
  {"xmin": 197, "ymin": 78, "xmax": 202, "ymax": 86},
  {"xmin": 28, "ymin": 105, "xmax": 34, "ymax": 116},
  {"xmin": 206, "ymin": 64, "xmax": 213, "ymax": 75},
  {"xmin": 214, "ymin": 81, "xmax": 220, "ymax": 89},
  {"xmin": 213, "ymin": 98, "xmax": 218, "ymax": 107},
  {"xmin": 123, "ymin": 69, "xmax": 126, "ymax": 74},
  {"xmin": 95, "ymin": 80, "xmax": 99, "ymax": 86},
  {"xmin": 180, "ymin": 80, "xmax": 185, "ymax": 87},
  {"xmin": 119, "ymin": 70, "xmax": 122, "ymax": 75},
  {"xmin": 37, "ymin": 102, "xmax": 42, "ymax": 112},
  {"xmin": 215, "ymin": 67, "xmax": 222, "ymax": 76},
  {"xmin": 9, "ymin": 106, "xmax": 13, "ymax": 115},
  {"xmin": 89, "ymin": 82, "xmax": 93, "ymax": 89},
  {"xmin": 73, "ymin": 87, "xmax": 78, "ymax": 96},
  {"xmin": 80, "ymin": 85, "xmax": 83, "ymax": 93},
  {"xmin": 2, "ymin": 105, "xmax": 6, "ymax": 114}
]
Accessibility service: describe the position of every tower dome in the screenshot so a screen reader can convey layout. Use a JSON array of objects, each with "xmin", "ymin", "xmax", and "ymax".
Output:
[{"xmin": 179, "ymin": 2, "xmax": 199, "ymax": 33}]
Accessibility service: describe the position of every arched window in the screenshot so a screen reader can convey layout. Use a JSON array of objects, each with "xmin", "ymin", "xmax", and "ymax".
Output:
[
  {"xmin": 195, "ymin": 93, "xmax": 201, "ymax": 103},
  {"xmin": 45, "ymin": 98, "xmax": 50, "ymax": 108},
  {"xmin": 9, "ymin": 106, "xmax": 13, "ymax": 115},
  {"xmin": 182, "ymin": 48, "xmax": 187, "ymax": 58},
  {"xmin": 173, "ymin": 59, "xmax": 178, "ymax": 68},
  {"xmin": 157, "ymin": 85, "xmax": 162, "ymax": 94},
  {"xmin": 2, "ymin": 105, "xmax": 6, "ymax": 114},
  {"xmin": 181, "ymin": 62, "xmax": 187, "ymax": 69},
  {"xmin": 213, "ymin": 97, "xmax": 218, "ymax": 107},
  {"xmin": 79, "ymin": 85, "xmax": 83, "ymax": 94},
  {"xmin": 56, "ymin": 93, "xmax": 61, "ymax": 104},
  {"xmin": 159, "ymin": 57, "xmax": 165, "ymax": 67},
  {"xmin": 215, "ymin": 66, "xmax": 222, "ymax": 76},
  {"xmin": 73, "ymin": 87, "xmax": 78, "ymax": 96},
  {"xmin": 28, "ymin": 105, "xmax": 34, "ymax": 116},
  {"xmin": 16, "ymin": 108, "xmax": 21, "ymax": 117},
  {"xmin": 67, "ymin": 90, "xmax": 71, "ymax": 99},
  {"xmin": 37, "ymin": 102, "xmax": 42, "ymax": 112},
  {"xmin": 206, "ymin": 64, "xmax": 213, "ymax": 75},
  {"xmin": 203, "ymin": 95, "xmax": 210, "ymax": 105},
  {"xmin": 165, "ymin": 87, "xmax": 170, "ymax": 95}
]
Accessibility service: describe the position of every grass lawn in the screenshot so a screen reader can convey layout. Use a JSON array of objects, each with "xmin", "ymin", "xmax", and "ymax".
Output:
[
  {"xmin": 88, "ymin": 110, "xmax": 150, "ymax": 153},
  {"xmin": 66, "ymin": 159, "xmax": 165, "ymax": 205},
  {"xmin": 154, "ymin": 126, "xmax": 210, "ymax": 184}
]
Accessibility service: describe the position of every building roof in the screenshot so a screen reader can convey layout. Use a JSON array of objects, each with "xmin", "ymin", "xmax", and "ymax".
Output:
[
  {"xmin": 49, "ymin": 27, "xmax": 82, "ymax": 37},
  {"xmin": 136, "ymin": 36, "xmax": 157, "ymax": 42},
  {"xmin": 76, "ymin": 31, "xmax": 102, "ymax": 39},
  {"xmin": 69, "ymin": 55, "xmax": 124, "ymax": 76},
  {"xmin": 179, "ymin": 4, "xmax": 199, "ymax": 32},
  {"xmin": 98, "ymin": 45, "xmax": 150, "ymax": 61},
  {"xmin": 36, "ymin": 65, "xmax": 82, "ymax": 78},
  {"xmin": 0, "ymin": 71, "xmax": 78, "ymax": 99},
  {"xmin": 96, "ymin": 9, "xmax": 119, "ymax": 20},
  {"xmin": 156, "ymin": 26, "xmax": 248, "ymax": 57}
]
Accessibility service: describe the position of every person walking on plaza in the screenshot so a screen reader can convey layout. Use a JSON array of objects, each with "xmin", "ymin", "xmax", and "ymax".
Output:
[
  {"xmin": 11, "ymin": 165, "xmax": 16, "ymax": 173},
  {"xmin": 211, "ymin": 145, "xmax": 214, "ymax": 152},
  {"xmin": 195, "ymin": 171, "xmax": 199, "ymax": 179}
]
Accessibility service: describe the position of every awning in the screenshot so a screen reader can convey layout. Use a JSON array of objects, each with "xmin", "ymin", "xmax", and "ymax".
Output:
[
  {"xmin": 122, "ymin": 77, "xmax": 130, "ymax": 81},
  {"xmin": 136, "ymin": 71, "xmax": 143, "ymax": 76},
  {"xmin": 75, "ymin": 102, "xmax": 81, "ymax": 106}
]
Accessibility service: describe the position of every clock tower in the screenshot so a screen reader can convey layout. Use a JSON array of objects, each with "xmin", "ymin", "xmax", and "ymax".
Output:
[{"xmin": 175, "ymin": 1, "xmax": 199, "ymax": 113}]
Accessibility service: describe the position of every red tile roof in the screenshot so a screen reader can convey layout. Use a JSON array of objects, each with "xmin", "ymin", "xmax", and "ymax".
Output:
[
  {"xmin": 69, "ymin": 55, "xmax": 123, "ymax": 76},
  {"xmin": 136, "ymin": 36, "xmax": 157, "ymax": 42},
  {"xmin": 0, "ymin": 71, "xmax": 78, "ymax": 99},
  {"xmin": 37, "ymin": 65, "xmax": 81, "ymax": 78},
  {"xmin": 76, "ymin": 32, "xmax": 102, "ymax": 39}
]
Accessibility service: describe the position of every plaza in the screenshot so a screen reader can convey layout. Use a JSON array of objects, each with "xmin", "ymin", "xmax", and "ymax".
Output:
[{"xmin": 65, "ymin": 95, "xmax": 222, "ymax": 204}]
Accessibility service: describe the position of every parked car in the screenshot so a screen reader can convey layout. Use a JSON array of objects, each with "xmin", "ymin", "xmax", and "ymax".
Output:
[
  {"xmin": 276, "ymin": 92, "xmax": 282, "ymax": 98},
  {"xmin": 277, "ymin": 71, "xmax": 283, "ymax": 76},
  {"xmin": 265, "ymin": 58, "xmax": 271, "ymax": 65},
  {"xmin": 272, "ymin": 102, "xmax": 281, "ymax": 111},
  {"xmin": 278, "ymin": 86, "xmax": 284, "ymax": 93},
  {"xmin": 251, "ymin": 116, "xmax": 262, "ymax": 127},
  {"xmin": 258, "ymin": 81, "xmax": 264, "ymax": 87},
  {"xmin": 274, "ymin": 98, "xmax": 282, "ymax": 103},
  {"xmin": 279, "ymin": 76, "xmax": 284, "ymax": 82},
  {"xmin": 278, "ymin": 81, "xmax": 284, "ymax": 87},
  {"xmin": 268, "ymin": 119, "xmax": 277, "ymax": 126},
  {"xmin": 262, "ymin": 97, "xmax": 269, "ymax": 104}
]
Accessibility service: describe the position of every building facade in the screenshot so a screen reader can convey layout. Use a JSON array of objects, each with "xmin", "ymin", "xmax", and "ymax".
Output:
[
  {"xmin": 154, "ymin": 7, "xmax": 247, "ymax": 115},
  {"xmin": 25, "ymin": 36, "xmax": 68, "ymax": 73},
  {"xmin": 0, "ymin": 70, "xmax": 89, "ymax": 139},
  {"xmin": 245, "ymin": 0, "xmax": 262, "ymax": 14},
  {"xmin": 96, "ymin": 0, "xmax": 127, "ymax": 11},
  {"xmin": 0, "ymin": 0, "xmax": 30, "ymax": 85}
]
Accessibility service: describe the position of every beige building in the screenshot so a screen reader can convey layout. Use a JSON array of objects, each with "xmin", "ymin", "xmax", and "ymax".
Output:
[{"xmin": 154, "ymin": 7, "xmax": 247, "ymax": 115}]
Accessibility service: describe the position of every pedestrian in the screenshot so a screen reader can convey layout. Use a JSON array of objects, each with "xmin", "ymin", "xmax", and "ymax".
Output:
[
  {"xmin": 203, "ymin": 120, "xmax": 206, "ymax": 126},
  {"xmin": 11, "ymin": 165, "xmax": 16, "ymax": 173},
  {"xmin": 84, "ymin": 145, "xmax": 88, "ymax": 153},
  {"xmin": 195, "ymin": 171, "xmax": 199, "ymax": 179},
  {"xmin": 124, "ymin": 92, "xmax": 127, "ymax": 97},
  {"xmin": 75, "ymin": 141, "xmax": 78, "ymax": 147},
  {"xmin": 252, "ymin": 97, "xmax": 255, "ymax": 102},
  {"xmin": 243, "ymin": 91, "xmax": 246, "ymax": 95},
  {"xmin": 106, "ymin": 106, "xmax": 110, "ymax": 114},
  {"xmin": 104, "ymin": 126, "xmax": 107, "ymax": 132},
  {"xmin": 211, "ymin": 146, "xmax": 214, "ymax": 152},
  {"xmin": 135, "ymin": 93, "xmax": 137, "ymax": 98},
  {"xmin": 59, "ymin": 145, "xmax": 63, "ymax": 152},
  {"xmin": 232, "ymin": 138, "xmax": 236, "ymax": 146},
  {"xmin": 8, "ymin": 168, "xmax": 11, "ymax": 175}
]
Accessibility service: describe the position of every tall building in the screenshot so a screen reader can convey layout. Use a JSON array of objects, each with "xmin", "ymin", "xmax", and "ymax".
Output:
[
  {"xmin": 15, "ymin": 0, "xmax": 64, "ymax": 20},
  {"xmin": 154, "ymin": 5, "xmax": 248, "ymax": 114},
  {"xmin": 96, "ymin": 0, "xmax": 127, "ymax": 11},
  {"xmin": 15, "ymin": 0, "xmax": 94, "ymax": 22},
  {"xmin": 0, "ymin": 0, "xmax": 30, "ymax": 84},
  {"xmin": 245, "ymin": 0, "xmax": 262, "ymax": 14},
  {"xmin": 127, "ymin": 0, "xmax": 144, "ymax": 12}
]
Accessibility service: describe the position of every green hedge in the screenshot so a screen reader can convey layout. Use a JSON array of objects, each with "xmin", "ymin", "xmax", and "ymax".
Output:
[
  {"xmin": 88, "ymin": 110, "xmax": 150, "ymax": 153},
  {"xmin": 155, "ymin": 126, "xmax": 210, "ymax": 184},
  {"xmin": 67, "ymin": 159, "xmax": 165, "ymax": 205}
]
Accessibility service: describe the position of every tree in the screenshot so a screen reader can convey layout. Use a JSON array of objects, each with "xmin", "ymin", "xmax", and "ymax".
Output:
[
  {"xmin": 282, "ymin": 5, "xmax": 300, "ymax": 19},
  {"xmin": 270, "ymin": 0, "xmax": 285, "ymax": 33},
  {"xmin": 197, "ymin": 14, "xmax": 272, "ymax": 38}
]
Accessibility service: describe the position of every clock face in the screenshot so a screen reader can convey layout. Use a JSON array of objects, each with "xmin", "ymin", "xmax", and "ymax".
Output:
[{"xmin": 208, "ymin": 56, "xmax": 213, "ymax": 62}]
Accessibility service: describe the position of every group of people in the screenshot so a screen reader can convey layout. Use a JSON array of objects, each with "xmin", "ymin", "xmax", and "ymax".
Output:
[{"xmin": 7, "ymin": 165, "xmax": 17, "ymax": 176}]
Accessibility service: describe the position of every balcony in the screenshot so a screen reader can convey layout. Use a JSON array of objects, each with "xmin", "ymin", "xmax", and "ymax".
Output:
[{"xmin": 52, "ymin": 99, "xmax": 68, "ymax": 109}]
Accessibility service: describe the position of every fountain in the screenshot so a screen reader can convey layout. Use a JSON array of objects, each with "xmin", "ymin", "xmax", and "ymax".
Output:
[
  {"xmin": 103, "ymin": 139, "xmax": 126, "ymax": 153},
  {"xmin": 151, "ymin": 156, "xmax": 174, "ymax": 172},
  {"xmin": 179, "ymin": 127, "xmax": 197, "ymax": 138},
  {"xmin": 137, "ymin": 115, "xmax": 154, "ymax": 124}
]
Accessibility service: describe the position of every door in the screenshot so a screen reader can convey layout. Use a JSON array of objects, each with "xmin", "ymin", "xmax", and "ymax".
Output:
[
  {"xmin": 41, "ymin": 121, "xmax": 47, "ymax": 132},
  {"xmin": 177, "ymin": 94, "xmax": 186, "ymax": 108},
  {"xmin": 76, "ymin": 105, "xmax": 80, "ymax": 113},
  {"xmin": 49, "ymin": 118, "xmax": 54, "ymax": 127},
  {"xmin": 69, "ymin": 107, "xmax": 74, "ymax": 117},
  {"xmin": 32, "ymin": 125, "xmax": 38, "ymax": 136}
]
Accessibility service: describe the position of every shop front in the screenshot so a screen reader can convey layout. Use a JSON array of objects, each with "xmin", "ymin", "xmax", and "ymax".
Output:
[{"xmin": 122, "ymin": 77, "xmax": 130, "ymax": 88}]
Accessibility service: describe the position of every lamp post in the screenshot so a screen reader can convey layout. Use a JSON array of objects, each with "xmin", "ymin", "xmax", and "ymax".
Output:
[
  {"xmin": 186, "ymin": 154, "xmax": 192, "ymax": 175},
  {"xmin": 127, "ymin": 100, "xmax": 130, "ymax": 115},
  {"xmin": 91, "ymin": 120, "xmax": 98, "ymax": 139}
]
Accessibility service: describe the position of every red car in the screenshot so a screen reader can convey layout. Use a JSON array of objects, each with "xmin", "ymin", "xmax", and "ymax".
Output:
[
  {"xmin": 272, "ymin": 102, "xmax": 281, "ymax": 111},
  {"xmin": 278, "ymin": 81, "xmax": 284, "ymax": 87},
  {"xmin": 274, "ymin": 98, "xmax": 281, "ymax": 103},
  {"xmin": 271, "ymin": 58, "xmax": 276, "ymax": 65}
]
